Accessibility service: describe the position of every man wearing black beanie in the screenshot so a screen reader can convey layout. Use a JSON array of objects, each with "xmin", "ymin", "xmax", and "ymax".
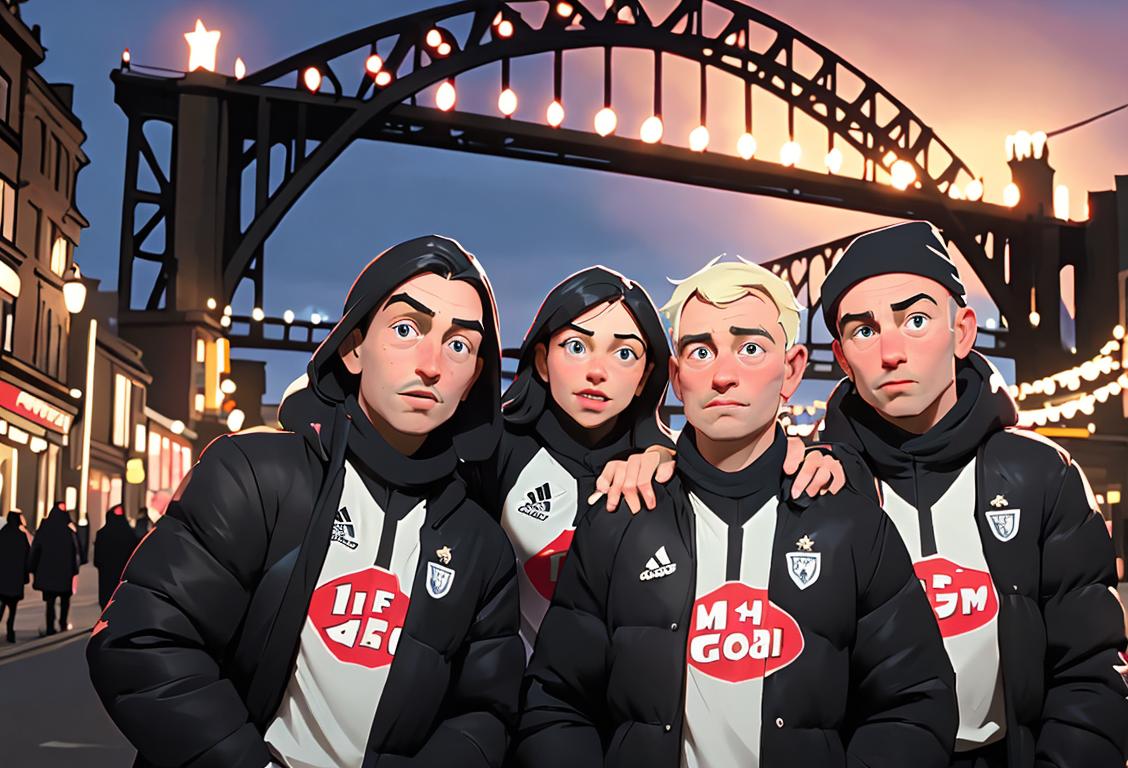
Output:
[{"xmin": 820, "ymin": 220, "xmax": 1128, "ymax": 767}]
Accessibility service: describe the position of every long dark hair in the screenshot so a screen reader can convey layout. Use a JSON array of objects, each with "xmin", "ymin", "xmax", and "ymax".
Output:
[{"xmin": 502, "ymin": 266, "xmax": 670, "ymax": 446}]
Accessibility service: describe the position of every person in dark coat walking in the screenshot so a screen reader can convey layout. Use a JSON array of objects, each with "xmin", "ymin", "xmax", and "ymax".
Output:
[
  {"xmin": 0, "ymin": 509, "xmax": 31, "ymax": 642},
  {"xmin": 29, "ymin": 501, "xmax": 80, "ymax": 635},
  {"xmin": 93, "ymin": 504, "xmax": 137, "ymax": 609}
]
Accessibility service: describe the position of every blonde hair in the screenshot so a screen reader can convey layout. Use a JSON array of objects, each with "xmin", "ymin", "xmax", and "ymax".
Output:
[{"xmin": 660, "ymin": 256, "xmax": 803, "ymax": 348}]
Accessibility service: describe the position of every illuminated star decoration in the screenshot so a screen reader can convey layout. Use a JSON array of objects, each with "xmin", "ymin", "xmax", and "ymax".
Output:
[
  {"xmin": 184, "ymin": 18, "xmax": 221, "ymax": 73},
  {"xmin": 796, "ymin": 535, "xmax": 814, "ymax": 552},
  {"xmin": 990, "ymin": 494, "xmax": 1008, "ymax": 508}
]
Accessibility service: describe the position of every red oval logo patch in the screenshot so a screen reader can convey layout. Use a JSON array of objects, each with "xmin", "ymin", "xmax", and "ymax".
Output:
[
  {"xmin": 686, "ymin": 582, "xmax": 804, "ymax": 683},
  {"xmin": 914, "ymin": 556, "xmax": 999, "ymax": 638},
  {"xmin": 524, "ymin": 528, "xmax": 574, "ymax": 600},
  {"xmin": 306, "ymin": 567, "xmax": 410, "ymax": 668}
]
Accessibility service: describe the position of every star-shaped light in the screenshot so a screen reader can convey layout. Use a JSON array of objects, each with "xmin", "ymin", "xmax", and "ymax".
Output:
[
  {"xmin": 796, "ymin": 535, "xmax": 814, "ymax": 552},
  {"xmin": 184, "ymin": 19, "xmax": 221, "ymax": 73},
  {"xmin": 990, "ymin": 494, "xmax": 1008, "ymax": 508}
]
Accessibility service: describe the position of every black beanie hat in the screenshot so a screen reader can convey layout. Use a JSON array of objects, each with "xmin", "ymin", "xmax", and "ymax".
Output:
[{"xmin": 820, "ymin": 221, "xmax": 967, "ymax": 338}]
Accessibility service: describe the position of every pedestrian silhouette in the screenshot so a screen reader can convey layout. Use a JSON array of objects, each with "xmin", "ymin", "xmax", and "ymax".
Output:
[
  {"xmin": 133, "ymin": 506, "xmax": 151, "ymax": 538},
  {"xmin": 29, "ymin": 501, "xmax": 80, "ymax": 635},
  {"xmin": 0, "ymin": 509, "xmax": 30, "ymax": 642},
  {"xmin": 94, "ymin": 504, "xmax": 137, "ymax": 609}
]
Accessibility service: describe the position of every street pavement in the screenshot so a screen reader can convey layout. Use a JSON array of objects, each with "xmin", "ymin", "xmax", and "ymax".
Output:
[{"xmin": 0, "ymin": 564, "xmax": 134, "ymax": 767}]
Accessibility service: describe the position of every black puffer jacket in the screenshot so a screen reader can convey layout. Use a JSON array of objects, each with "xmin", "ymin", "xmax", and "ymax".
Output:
[
  {"xmin": 87, "ymin": 236, "xmax": 524, "ymax": 768},
  {"xmin": 517, "ymin": 426, "xmax": 957, "ymax": 768},
  {"xmin": 822, "ymin": 352, "xmax": 1128, "ymax": 766}
]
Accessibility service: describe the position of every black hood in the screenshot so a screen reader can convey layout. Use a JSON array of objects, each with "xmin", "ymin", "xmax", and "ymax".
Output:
[
  {"xmin": 279, "ymin": 235, "xmax": 502, "ymax": 465},
  {"xmin": 822, "ymin": 351, "xmax": 1017, "ymax": 483},
  {"xmin": 501, "ymin": 266, "xmax": 671, "ymax": 449}
]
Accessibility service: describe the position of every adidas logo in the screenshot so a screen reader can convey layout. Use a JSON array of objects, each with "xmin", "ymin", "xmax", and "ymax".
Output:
[
  {"xmin": 517, "ymin": 483, "xmax": 552, "ymax": 521},
  {"xmin": 331, "ymin": 507, "xmax": 359, "ymax": 550},
  {"xmin": 639, "ymin": 546, "xmax": 677, "ymax": 581}
]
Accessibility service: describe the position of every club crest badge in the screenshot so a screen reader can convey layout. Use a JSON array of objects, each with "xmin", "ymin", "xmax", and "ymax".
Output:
[
  {"xmin": 985, "ymin": 507, "xmax": 1020, "ymax": 542},
  {"xmin": 786, "ymin": 550, "xmax": 821, "ymax": 590},
  {"xmin": 426, "ymin": 561, "xmax": 455, "ymax": 599}
]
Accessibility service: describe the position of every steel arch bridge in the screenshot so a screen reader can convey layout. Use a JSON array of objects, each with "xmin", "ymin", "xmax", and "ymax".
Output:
[{"xmin": 112, "ymin": 0, "xmax": 1114, "ymax": 385}]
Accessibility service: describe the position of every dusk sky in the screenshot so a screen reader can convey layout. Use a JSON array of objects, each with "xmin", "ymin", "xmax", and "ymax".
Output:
[{"xmin": 22, "ymin": 0, "xmax": 1128, "ymax": 402}]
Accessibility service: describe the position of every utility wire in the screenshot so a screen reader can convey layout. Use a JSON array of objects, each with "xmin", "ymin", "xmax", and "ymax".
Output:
[{"xmin": 1047, "ymin": 102, "xmax": 1128, "ymax": 138}]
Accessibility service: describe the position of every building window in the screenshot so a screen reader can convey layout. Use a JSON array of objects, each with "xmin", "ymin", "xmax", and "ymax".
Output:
[
  {"xmin": 0, "ymin": 298, "xmax": 12, "ymax": 353},
  {"xmin": 56, "ymin": 149, "xmax": 68, "ymax": 193},
  {"xmin": 50, "ymin": 234, "xmax": 68, "ymax": 276},
  {"xmin": 51, "ymin": 135, "xmax": 60, "ymax": 185},
  {"xmin": 0, "ymin": 178, "xmax": 14, "ymax": 243},
  {"xmin": 42, "ymin": 307, "xmax": 52, "ymax": 372},
  {"xmin": 112, "ymin": 373, "xmax": 132, "ymax": 448},
  {"xmin": 0, "ymin": 72, "xmax": 9, "ymax": 125},
  {"xmin": 36, "ymin": 119, "xmax": 45, "ymax": 174}
]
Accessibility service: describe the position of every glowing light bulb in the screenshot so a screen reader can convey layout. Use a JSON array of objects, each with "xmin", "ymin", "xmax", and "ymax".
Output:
[
  {"xmin": 498, "ymin": 88, "xmax": 518, "ymax": 116},
  {"xmin": 426, "ymin": 29, "xmax": 443, "ymax": 48},
  {"xmin": 737, "ymin": 133, "xmax": 757, "ymax": 160},
  {"xmin": 556, "ymin": 1, "xmax": 574, "ymax": 15},
  {"xmin": 310, "ymin": 312, "xmax": 322, "ymax": 325},
  {"xmin": 437, "ymin": 42, "xmax": 452, "ymax": 57},
  {"xmin": 890, "ymin": 160, "xmax": 917, "ymax": 191},
  {"xmin": 640, "ymin": 115, "xmax": 664, "ymax": 144},
  {"xmin": 303, "ymin": 67, "xmax": 321, "ymax": 92},
  {"xmin": 436, "ymin": 80, "xmax": 456, "ymax": 111},
  {"xmin": 1003, "ymin": 182, "xmax": 1021, "ymax": 207},
  {"xmin": 546, "ymin": 100, "xmax": 565, "ymax": 127},
  {"xmin": 1114, "ymin": 324, "xmax": 1125, "ymax": 340},
  {"xmin": 824, "ymin": 147, "xmax": 843, "ymax": 174},
  {"xmin": 965, "ymin": 178, "xmax": 984, "ymax": 201},
  {"xmin": 283, "ymin": 309, "xmax": 294, "ymax": 324},
  {"xmin": 206, "ymin": 298, "xmax": 217, "ymax": 310},
  {"xmin": 779, "ymin": 140, "xmax": 801, "ymax": 167},
  {"xmin": 689, "ymin": 125, "xmax": 709, "ymax": 152},
  {"xmin": 234, "ymin": 57, "xmax": 246, "ymax": 80},
  {"xmin": 594, "ymin": 107, "xmax": 617, "ymax": 137},
  {"xmin": 365, "ymin": 54, "xmax": 383, "ymax": 74},
  {"xmin": 1028, "ymin": 310, "xmax": 1040, "ymax": 327},
  {"xmin": 374, "ymin": 71, "xmax": 392, "ymax": 87},
  {"xmin": 497, "ymin": 20, "xmax": 514, "ymax": 38},
  {"xmin": 251, "ymin": 307, "xmax": 264, "ymax": 322},
  {"xmin": 1053, "ymin": 185, "xmax": 1069, "ymax": 220}
]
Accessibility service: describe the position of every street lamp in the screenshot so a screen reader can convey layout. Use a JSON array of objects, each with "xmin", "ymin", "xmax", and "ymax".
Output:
[{"xmin": 63, "ymin": 263, "xmax": 87, "ymax": 314}]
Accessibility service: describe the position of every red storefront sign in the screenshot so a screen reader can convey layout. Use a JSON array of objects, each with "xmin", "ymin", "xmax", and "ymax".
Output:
[{"xmin": 0, "ymin": 380, "xmax": 71, "ymax": 433}]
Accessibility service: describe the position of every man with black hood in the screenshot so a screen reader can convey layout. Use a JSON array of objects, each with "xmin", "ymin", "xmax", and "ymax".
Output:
[
  {"xmin": 88, "ymin": 235, "xmax": 524, "ymax": 768},
  {"xmin": 819, "ymin": 220, "xmax": 1128, "ymax": 767},
  {"xmin": 517, "ymin": 256, "xmax": 956, "ymax": 768}
]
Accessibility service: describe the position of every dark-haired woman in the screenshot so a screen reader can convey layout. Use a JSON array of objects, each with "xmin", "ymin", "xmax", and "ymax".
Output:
[{"xmin": 474, "ymin": 267, "xmax": 845, "ymax": 650}]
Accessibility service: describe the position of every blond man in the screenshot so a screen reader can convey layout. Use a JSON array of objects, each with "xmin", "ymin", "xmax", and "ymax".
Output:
[{"xmin": 516, "ymin": 257, "xmax": 956, "ymax": 768}]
